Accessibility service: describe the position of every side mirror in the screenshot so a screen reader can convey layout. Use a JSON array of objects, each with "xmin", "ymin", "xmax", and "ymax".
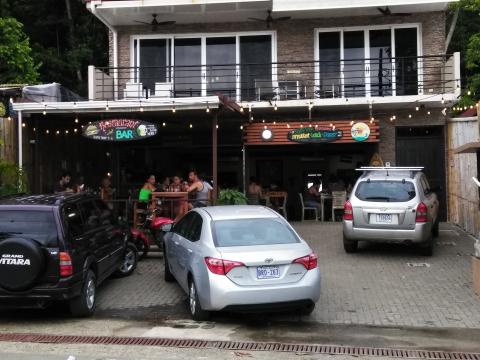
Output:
[{"xmin": 161, "ymin": 223, "xmax": 173, "ymax": 232}]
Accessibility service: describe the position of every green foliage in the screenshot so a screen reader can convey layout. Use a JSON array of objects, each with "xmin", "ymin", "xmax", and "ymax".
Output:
[
  {"xmin": 465, "ymin": 33, "xmax": 480, "ymax": 96},
  {"xmin": 0, "ymin": 17, "xmax": 40, "ymax": 84},
  {"xmin": 0, "ymin": 160, "xmax": 27, "ymax": 196},
  {"xmin": 217, "ymin": 189, "xmax": 248, "ymax": 205}
]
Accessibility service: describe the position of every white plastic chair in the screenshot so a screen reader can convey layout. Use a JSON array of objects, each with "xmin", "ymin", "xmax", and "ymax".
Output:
[
  {"xmin": 277, "ymin": 194, "xmax": 288, "ymax": 220},
  {"xmin": 298, "ymin": 193, "xmax": 318, "ymax": 221},
  {"xmin": 331, "ymin": 191, "xmax": 347, "ymax": 222}
]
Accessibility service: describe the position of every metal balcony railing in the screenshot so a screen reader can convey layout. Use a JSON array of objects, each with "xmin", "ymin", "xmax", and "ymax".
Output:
[{"xmin": 88, "ymin": 54, "xmax": 460, "ymax": 102}]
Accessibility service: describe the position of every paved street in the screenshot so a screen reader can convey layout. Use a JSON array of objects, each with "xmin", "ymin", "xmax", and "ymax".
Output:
[{"xmin": 93, "ymin": 221, "xmax": 480, "ymax": 329}]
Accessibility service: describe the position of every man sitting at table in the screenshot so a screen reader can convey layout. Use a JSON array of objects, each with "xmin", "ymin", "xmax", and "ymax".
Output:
[
  {"xmin": 187, "ymin": 170, "xmax": 212, "ymax": 208},
  {"xmin": 304, "ymin": 179, "xmax": 322, "ymax": 216}
]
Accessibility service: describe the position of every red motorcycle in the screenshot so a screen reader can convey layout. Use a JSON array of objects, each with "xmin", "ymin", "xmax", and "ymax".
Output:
[{"xmin": 130, "ymin": 210, "xmax": 174, "ymax": 259}]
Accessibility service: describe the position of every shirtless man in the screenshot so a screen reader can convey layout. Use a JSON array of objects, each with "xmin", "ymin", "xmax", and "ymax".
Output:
[{"xmin": 187, "ymin": 171, "xmax": 212, "ymax": 209}]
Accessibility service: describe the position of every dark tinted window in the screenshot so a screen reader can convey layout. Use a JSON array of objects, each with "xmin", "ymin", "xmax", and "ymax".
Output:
[
  {"xmin": 213, "ymin": 218, "xmax": 299, "ymax": 247},
  {"xmin": 173, "ymin": 212, "xmax": 195, "ymax": 238},
  {"xmin": 355, "ymin": 181, "xmax": 416, "ymax": 202},
  {"xmin": 94, "ymin": 200, "xmax": 114, "ymax": 226},
  {"xmin": 63, "ymin": 204, "xmax": 84, "ymax": 237},
  {"xmin": 79, "ymin": 201, "xmax": 101, "ymax": 231},
  {"xmin": 0, "ymin": 210, "xmax": 58, "ymax": 246},
  {"xmin": 183, "ymin": 212, "xmax": 202, "ymax": 242}
]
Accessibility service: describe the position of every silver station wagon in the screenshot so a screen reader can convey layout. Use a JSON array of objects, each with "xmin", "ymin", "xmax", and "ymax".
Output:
[
  {"xmin": 342, "ymin": 167, "xmax": 440, "ymax": 256},
  {"xmin": 162, "ymin": 206, "xmax": 321, "ymax": 320}
]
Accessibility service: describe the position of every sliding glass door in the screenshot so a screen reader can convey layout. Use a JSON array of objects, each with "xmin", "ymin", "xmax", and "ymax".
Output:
[
  {"xmin": 316, "ymin": 26, "xmax": 419, "ymax": 98},
  {"xmin": 174, "ymin": 38, "xmax": 202, "ymax": 97},
  {"xmin": 206, "ymin": 37, "xmax": 236, "ymax": 97}
]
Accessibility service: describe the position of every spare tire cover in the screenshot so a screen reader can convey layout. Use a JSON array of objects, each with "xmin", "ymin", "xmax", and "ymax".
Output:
[{"xmin": 0, "ymin": 237, "xmax": 45, "ymax": 291}]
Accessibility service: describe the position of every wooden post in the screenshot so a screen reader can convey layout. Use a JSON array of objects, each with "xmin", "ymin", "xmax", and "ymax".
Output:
[{"xmin": 212, "ymin": 113, "xmax": 218, "ymax": 203}]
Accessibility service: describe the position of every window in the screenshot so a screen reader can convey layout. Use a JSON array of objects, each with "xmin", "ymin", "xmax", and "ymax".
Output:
[
  {"xmin": 173, "ymin": 212, "xmax": 195, "ymax": 238},
  {"xmin": 0, "ymin": 210, "xmax": 58, "ymax": 246},
  {"xmin": 212, "ymin": 218, "xmax": 299, "ymax": 247},
  {"xmin": 79, "ymin": 201, "xmax": 101, "ymax": 232},
  {"xmin": 94, "ymin": 200, "xmax": 114, "ymax": 226},
  {"xmin": 63, "ymin": 204, "xmax": 84, "ymax": 237},
  {"xmin": 182, "ymin": 212, "xmax": 203, "ymax": 242},
  {"xmin": 355, "ymin": 181, "xmax": 416, "ymax": 202}
]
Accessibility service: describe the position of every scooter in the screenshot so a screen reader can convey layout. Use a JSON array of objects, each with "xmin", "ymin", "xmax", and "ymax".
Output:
[{"xmin": 130, "ymin": 209, "xmax": 174, "ymax": 259}]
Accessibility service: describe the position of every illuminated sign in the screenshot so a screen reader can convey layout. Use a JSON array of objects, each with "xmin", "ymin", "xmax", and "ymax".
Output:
[
  {"xmin": 82, "ymin": 119, "xmax": 157, "ymax": 141},
  {"xmin": 287, "ymin": 127, "xmax": 342, "ymax": 143},
  {"xmin": 351, "ymin": 122, "xmax": 370, "ymax": 142}
]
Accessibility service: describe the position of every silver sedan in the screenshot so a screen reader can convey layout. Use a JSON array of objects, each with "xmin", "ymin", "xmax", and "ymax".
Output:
[{"xmin": 162, "ymin": 205, "xmax": 321, "ymax": 320}]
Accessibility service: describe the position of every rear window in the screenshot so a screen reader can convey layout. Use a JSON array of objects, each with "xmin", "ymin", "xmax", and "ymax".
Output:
[
  {"xmin": 0, "ymin": 210, "xmax": 58, "ymax": 246},
  {"xmin": 212, "ymin": 218, "xmax": 299, "ymax": 247},
  {"xmin": 355, "ymin": 180, "xmax": 416, "ymax": 202}
]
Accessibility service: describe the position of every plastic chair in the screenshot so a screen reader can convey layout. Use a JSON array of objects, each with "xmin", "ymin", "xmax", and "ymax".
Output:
[
  {"xmin": 277, "ymin": 194, "xmax": 288, "ymax": 220},
  {"xmin": 298, "ymin": 193, "xmax": 318, "ymax": 221},
  {"xmin": 331, "ymin": 191, "xmax": 347, "ymax": 222}
]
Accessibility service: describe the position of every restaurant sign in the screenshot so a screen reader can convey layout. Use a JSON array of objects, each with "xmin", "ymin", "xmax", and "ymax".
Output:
[
  {"xmin": 287, "ymin": 127, "xmax": 343, "ymax": 143},
  {"xmin": 83, "ymin": 119, "xmax": 157, "ymax": 141}
]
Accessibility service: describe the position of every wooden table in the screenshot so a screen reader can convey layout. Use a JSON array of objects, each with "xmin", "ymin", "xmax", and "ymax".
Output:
[
  {"xmin": 151, "ymin": 192, "xmax": 188, "ymax": 219},
  {"xmin": 265, "ymin": 191, "xmax": 288, "ymax": 218}
]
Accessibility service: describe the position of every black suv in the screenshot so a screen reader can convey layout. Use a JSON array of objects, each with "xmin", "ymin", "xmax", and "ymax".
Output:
[{"xmin": 0, "ymin": 193, "xmax": 138, "ymax": 316}]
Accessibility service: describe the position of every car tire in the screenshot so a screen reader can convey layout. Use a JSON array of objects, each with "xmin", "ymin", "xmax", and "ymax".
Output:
[
  {"xmin": 343, "ymin": 235, "xmax": 358, "ymax": 253},
  {"xmin": 69, "ymin": 270, "xmax": 96, "ymax": 317},
  {"xmin": 189, "ymin": 279, "xmax": 210, "ymax": 321},
  {"xmin": 419, "ymin": 235, "xmax": 434, "ymax": 256},
  {"xmin": 300, "ymin": 303, "xmax": 315, "ymax": 316},
  {"xmin": 114, "ymin": 243, "xmax": 138, "ymax": 277},
  {"xmin": 432, "ymin": 218, "xmax": 440, "ymax": 238},
  {"xmin": 164, "ymin": 250, "xmax": 175, "ymax": 283}
]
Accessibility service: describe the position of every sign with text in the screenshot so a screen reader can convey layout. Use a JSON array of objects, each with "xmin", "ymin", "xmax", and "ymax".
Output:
[
  {"xmin": 287, "ymin": 127, "xmax": 343, "ymax": 143},
  {"xmin": 83, "ymin": 119, "xmax": 157, "ymax": 141}
]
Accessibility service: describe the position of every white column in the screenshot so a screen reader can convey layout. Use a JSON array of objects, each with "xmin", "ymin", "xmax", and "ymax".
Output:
[
  {"xmin": 88, "ymin": 65, "xmax": 95, "ymax": 101},
  {"xmin": 17, "ymin": 110, "xmax": 23, "ymax": 169}
]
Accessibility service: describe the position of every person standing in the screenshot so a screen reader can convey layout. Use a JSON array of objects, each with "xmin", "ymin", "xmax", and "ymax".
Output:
[
  {"xmin": 187, "ymin": 170, "xmax": 212, "ymax": 208},
  {"xmin": 247, "ymin": 176, "xmax": 263, "ymax": 205}
]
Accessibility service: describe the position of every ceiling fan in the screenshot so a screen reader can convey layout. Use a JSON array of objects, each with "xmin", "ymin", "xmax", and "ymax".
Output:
[
  {"xmin": 134, "ymin": 14, "xmax": 176, "ymax": 30},
  {"xmin": 377, "ymin": 6, "xmax": 412, "ymax": 16},
  {"xmin": 248, "ymin": 10, "xmax": 291, "ymax": 29}
]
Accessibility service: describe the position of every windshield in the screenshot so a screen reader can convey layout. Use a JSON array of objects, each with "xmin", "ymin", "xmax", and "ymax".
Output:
[
  {"xmin": 355, "ymin": 180, "xmax": 416, "ymax": 202},
  {"xmin": 213, "ymin": 218, "xmax": 300, "ymax": 247},
  {"xmin": 0, "ymin": 210, "xmax": 58, "ymax": 246}
]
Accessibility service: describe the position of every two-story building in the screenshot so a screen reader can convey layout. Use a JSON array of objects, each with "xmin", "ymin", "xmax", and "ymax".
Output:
[{"xmin": 12, "ymin": 0, "xmax": 460, "ymax": 220}]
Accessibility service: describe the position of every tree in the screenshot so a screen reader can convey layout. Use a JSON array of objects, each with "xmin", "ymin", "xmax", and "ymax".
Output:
[{"xmin": 0, "ymin": 17, "xmax": 40, "ymax": 84}]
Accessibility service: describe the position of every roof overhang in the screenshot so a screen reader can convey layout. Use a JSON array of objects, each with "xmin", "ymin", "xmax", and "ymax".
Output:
[
  {"xmin": 454, "ymin": 142, "xmax": 480, "ymax": 154},
  {"xmin": 12, "ymin": 96, "xmax": 220, "ymax": 114},
  {"xmin": 86, "ymin": 0, "xmax": 457, "ymax": 26}
]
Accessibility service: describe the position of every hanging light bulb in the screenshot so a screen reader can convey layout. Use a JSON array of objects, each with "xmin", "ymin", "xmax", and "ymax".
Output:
[
  {"xmin": 172, "ymin": 105, "xmax": 176, "ymax": 113},
  {"xmin": 350, "ymin": 120, "xmax": 354, "ymax": 126},
  {"xmin": 329, "ymin": 123, "xmax": 333, "ymax": 127},
  {"xmin": 139, "ymin": 100, "xmax": 144, "ymax": 112},
  {"xmin": 441, "ymin": 98, "xmax": 445, "ymax": 104},
  {"xmin": 287, "ymin": 123, "xmax": 290, "ymax": 128},
  {"xmin": 427, "ymin": 111, "xmax": 431, "ymax": 115},
  {"xmin": 65, "ymin": 130, "xmax": 69, "ymax": 134},
  {"xmin": 470, "ymin": 105, "xmax": 474, "ymax": 109},
  {"xmin": 74, "ymin": 128, "xmax": 78, "ymax": 133},
  {"xmin": 392, "ymin": 115, "xmax": 396, "ymax": 120},
  {"xmin": 240, "ymin": 125, "xmax": 243, "ymax": 130},
  {"xmin": 262, "ymin": 119, "xmax": 265, "ymax": 123},
  {"xmin": 162, "ymin": 122, "xmax": 166, "ymax": 127},
  {"xmin": 332, "ymin": 125, "xmax": 336, "ymax": 130},
  {"xmin": 9, "ymin": 97, "xmax": 13, "ymax": 104},
  {"xmin": 105, "ymin": 102, "xmax": 109, "ymax": 111},
  {"xmin": 274, "ymin": 103, "xmax": 278, "ymax": 111},
  {"xmin": 43, "ymin": 110, "xmax": 47, "ymax": 116},
  {"xmin": 56, "ymin": 130, "xmax": 60, "ymax": 135},
  {"xmin": 46, "ymin": 130, "xmax": 49, "ymax": 134},
  {"xmin": 408, "ymin": 114, "xmax": 412, "ymax": 119},
  {"xmin": 300, "ymin": 124, "xmax": 303, "ymax": 128},
  {"xmin": 468, "ymin": 90, "xmax": 471, "ymax": 96},
  {"xmin": 7, "ymin": 116, "xmax": 11, "ymax": 121},
  {"xmin": 263, "ymin": 125, "xmax": 267, "ymax": 130},
  {"xmin": 239, "ymin": 106, "xmax": 244, "ymax": 113},
  {"xmin": 189, "ymin": 123, "xmax": 193, "ymax": 128},
  {"xmin": 33, "ymin": 127, "xmax": 36, "ymax": 132},
  {"xmin": 75, "ymin": 117, "xmax": 79, "ymax": 123},
  {"xmin": 206, "ymin": 102, "xmax": 210, "ymax": 113},
  {"xmin": 371, "ymin": 116, "xmax": 375, "ymax": 122},
  {"xmin": 216, "ymin": 124, "xmax": 219, "ymax": 129},
  {"xmin": 22, "ymin": 123, "xmax": 26, "ymax": 127},
  {"xmin": 415, "ymin": 106, "xmax": 419, "ymax": 111},
  {"xmin": 273, "ymin": 121, "xmax": 276, "ymax": 125}
]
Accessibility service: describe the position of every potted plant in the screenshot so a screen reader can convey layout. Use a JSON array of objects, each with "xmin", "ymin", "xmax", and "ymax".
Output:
[{"xmin": 217, "ymin": 188, "xmax": 247, "ymax": 205}]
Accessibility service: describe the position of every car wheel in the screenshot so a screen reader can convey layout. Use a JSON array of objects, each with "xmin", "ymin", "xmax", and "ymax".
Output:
[
  {"xmin": 69, "ymin": 270, "xmax": 96, "ymax": 317},
  {"xmin": 115, "ymin": 243, "xmax": 138, "ymax": 277},
  {"xmin": 343, "ymin": 235, "xmax": 358, "ymax": 253},
  {"xmin": 300, "ymin": 303, "xmax": 315, "ymax": 316},
  {"xmin": 164, "ymin": 249, "xmax": 175, "ymax": 283},
  {"xmin": 189, "ymin": 279, "xmax": 210, "ymax": 321},
  {"xmin": 432, "ymin": 218, "xmax": 440, "ymax": 238},
  {"xmin": 419, "ymin": 234, "xmax": 434, "ymax": 256}
]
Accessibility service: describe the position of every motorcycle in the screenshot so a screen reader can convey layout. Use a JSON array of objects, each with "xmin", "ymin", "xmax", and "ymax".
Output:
[{"xmin": 130, "ymin": 209, "xmax": 174, "ymax": 259}]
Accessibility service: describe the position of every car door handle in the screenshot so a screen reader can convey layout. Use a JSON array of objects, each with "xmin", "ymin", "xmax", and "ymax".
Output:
[
  {"xmin": 187, "ymin": 248, "xmax": 193, "ymax": 253},
  {"xmin": 174, "ymin": 241, "xmax": 179, "ymax": 245}
]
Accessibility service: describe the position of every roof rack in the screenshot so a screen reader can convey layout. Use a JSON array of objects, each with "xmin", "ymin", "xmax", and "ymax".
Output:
[{"xmin": 355, "ymin": 167, "xmax": 424, "ymax": 171}]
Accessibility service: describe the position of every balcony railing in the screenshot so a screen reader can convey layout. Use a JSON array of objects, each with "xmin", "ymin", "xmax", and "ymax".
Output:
[{"xmin": 88, "ymin": 53, "xmax": 460, "ymax": 103}]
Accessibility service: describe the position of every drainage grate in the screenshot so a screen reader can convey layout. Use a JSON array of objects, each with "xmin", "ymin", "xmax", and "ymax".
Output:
[{"xmin": 0, "ymin": 332, "xmax": 479, "ymax": 360}]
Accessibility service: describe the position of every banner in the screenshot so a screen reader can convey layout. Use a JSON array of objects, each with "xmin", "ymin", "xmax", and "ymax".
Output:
[
  {"xmin": 83, "ymin": 119, "xmax": 157, "ymax": 141},
  {"xmin": 287, "ymin": 127, "xmax": 343, "ymax": 143}
]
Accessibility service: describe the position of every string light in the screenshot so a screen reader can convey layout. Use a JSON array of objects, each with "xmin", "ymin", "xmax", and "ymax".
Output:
[
  {"xmin": 33, "ymin": 127, "xmax": 36, "ymax": 132},
  {"xmin": 308, "ymin": 102, "xmax": 313, "ymax": 110},
  {"xmin": 287, "ymin": 123, "xmax": 290, "ymax": 128},
  {"xmin": 470, "ymin": 105, "xmax": 474, "ymax": 109},
  {"xmin": 206, "ymin": 102, "xmax": 210, "ymax": 113},
  {"xmin": 22, "ymin": 123, "xmax": 26, "ymax": 127},
  {"xmin": 415, "ymin": 106, "xmax": 419, "ymax": 111},
  {"xmin": 240, "ymin": 106, "xmax": 244, "ymax": 113},
  {"xmin": 139, "ymin": 100, "xmax": 144, "ymax": 112},
  {"xmin": 189, "ymin": 123, "xmax": 193, "ymax": 128},
  {"xmin": 248, "ymin": 104, "xmax": 252, "ymax": 113},
  {"xmin": 441, "ymin": 97, "xmax": 445, "ymax": 104},
  {"xmin": 46, "ymin": 130, "xmax": 49, "ymax": 134},
  {"xmin": 262, "ymin": 119, "xmax": 265, "ymax": 123},
  {"xmin": 216, "ymin": 124, "xmax": 219, "ymax": 129},
  {"xmin": 9, "ymin": 97, "xmax": 13, "ymax": 104},
  {"xmin": 65, "ymin": 130, "xmax": 69, "ymax": 134},
  {"xmin": 273, "ymin": 121, "xmax": 276, "ymax": 125},
  {"xmin": 329, "ymin": 123, "xmax": 333, "ymax": 127},
  {"xmin": 172, "ymin": 103, "xmax": 176, "ymax": 113},
  {"xmin": 7, "ymin": 116, "xmax": 11, "ymax": 121},
  {"xmin": 74, "ymin": 129, "xmax": 78, "ymax": 133},
  {"xmin": 392, "ymin": 115, "xmax": 396, "ymax": 120},
  {"xmin": 240, "ymin": 125, "xmax": 243, "ymax": 130},
  {"xmin": 300, "ymin": 124, "xmax": 303, "ymax": 128},
  {"xmin": 75, "ymin": 117, "xmax": 79, "ymax": 123},
  {"xmin": 56, "ymin": 130, "xmax": 60, "ymax": 135},
  {"xmin": 408, "ymin": 114, "xmax": 412, "ymax": 118},
  {"xmin": 274, "ymin": 102, "xmax": 278, "ymax": 111},
  {"xmin": 162, "ymin": 122, "xmax": 166, "ymax": 127},
  {"xmin": 263, "ymin": 125, "xmax": 267, "ymax": 129},
  {"xmin": 427, "ymin": 111, "xmax": 431, "ymax": 115},
  {"xmin": 105, "ymin": 101, "xmax": 109, "ymax": 111},
  {"xmin": 74, "ymin": 102, "xmax": 77, "ymax": 108},
  {"xmin": 468, "ymin": 90, "xmax": 471, "ymax": 96},
  {"xmin": 332, "ymin": 125, "xmax": 336, "ymax": 130},
  {"xmin": 369, "ymin": 118, "xmax": 374, "ymax": 124},
  {"xmin": 43, "ymin": 110, "xmax": 47, "ymax": 116}
]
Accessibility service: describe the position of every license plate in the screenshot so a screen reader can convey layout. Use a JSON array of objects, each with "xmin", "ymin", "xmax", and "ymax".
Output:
[
  {"xmin": 257, "ymin": 266, "xmax": 280, "ymax": 279},
  {"xmin": 376, "ymin": 214, "xmax": 392, "ymax": 223}
]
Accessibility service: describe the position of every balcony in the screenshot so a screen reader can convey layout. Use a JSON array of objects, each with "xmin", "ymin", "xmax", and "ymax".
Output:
[{"xmin": 88, "ymin": 53, "xmax": 460, "ymax": 107}]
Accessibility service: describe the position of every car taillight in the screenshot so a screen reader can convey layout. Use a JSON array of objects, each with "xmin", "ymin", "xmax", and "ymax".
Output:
[
  {"xmin": 343, "ymin": 201, "xmax": 353, "ymax": 221},
  {"xmin": 59, "ymin": 252, "xmax": 73, "ymax": 277},
  {"xmin": 292, "ymin": 252, "xmax": 318, "ymax": 270},
  {"xmin": 416, "ymin": 202, "xmax": 428, "ymax": 223},
  {"xmin": 204, "ymin": 257, "xmax": 245, "ymax": 275}
]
